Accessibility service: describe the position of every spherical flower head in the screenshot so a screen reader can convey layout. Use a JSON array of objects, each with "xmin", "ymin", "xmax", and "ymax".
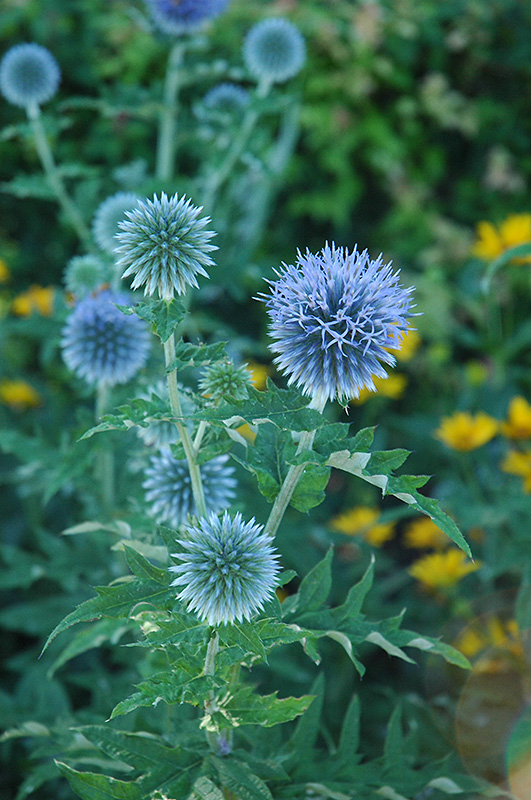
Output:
[
  {"xmin": 92, "ymin": 192, "xmax": 140, "ymax": 255},
  {"xmin": 143, "ymin": 451, "xmax": 236, "ymax": 527},
  {"xmin": 115, "ymin": 192, "xmax": 217, "ymax": 300},
  {"xmin": 61, "ymin": 290, "xmax": 151, "ymax": 388},
  {"xmin": 0, "ymin": 43, "xmax": 60, "ymax": 109},
  {"xmin": 260, "ymin": 243, "xmax": 414, "ymax": 406},
  {"xmin": 169, "ymin": 511, "xmax": 280, "ymax": 626},
  {"xmin": 63, "ymin": 254, "xmax": 108, "ymax": 298},
  {"xmin": 146, "ymin": 0, "xmax": 230, "ymax": 35},
  {"xmin": 199, "ymin": 360, "xmax": 253, "ymax": 403},
  {"xmin": 243, "ymin": 18, "xmax": 306, "ymax": 85},
  {"xmin": 200, "ymin": 82, "xmax": 250, "ymax": 120},
  {"xmin": 136, "ymin": 379, "xmax": 194, "ymax": 448}
]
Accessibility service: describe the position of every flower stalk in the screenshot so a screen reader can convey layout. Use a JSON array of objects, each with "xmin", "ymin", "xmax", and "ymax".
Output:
[
  {"xmin": 95, "ymin": 382, "xmax": 115, "ymax": 517},
  {"xmin": 156, "ymin": 41, "xmax": 185, "ymax": 182}
]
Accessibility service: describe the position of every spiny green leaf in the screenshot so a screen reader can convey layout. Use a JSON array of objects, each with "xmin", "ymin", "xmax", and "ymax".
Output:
[
  {"xmin": 289, "ymin": 547, "xmax": 333, "ymax": 614},
  {"xmin": 166, "ymin": 340, "xmax": 228, "ymax": 371},
  {"xmin": 334, "ymin": 556, "xmax": 375, "ymax": 621},
  {"xmin": 48, "ymin": 619, "xmax": 132, "ymax": 676},
  {"xmin": 336, "ymin": 695, "xmax": 361, "ymax": 773},
  {"xmin": 212, "ymin": 757, "xmax": 274, "ymax": 800},
  {"xmin": 189, "ymin": 776, "xmax": 225, "ymax": 800},
  {"xmin": 120, "ymin": 298, "xmax": 186, "ymax": 343},
  {"xmin": 55, "ymin": 762, "xmax": 141, "ymax": 800},
  {"xmin": 286, "ymin": 673, "xmax": 325, "ymax": 765},
  {"xmin": 383, "ymin": 705, "xmax": 404, "ymax": 766},
  {"xmin": 205, "ymin": 685, "xmax": 313, "ymax": 731},
  {"xmin": 110, "ymin": 669, "xmax": 214, "ymax": 719},
  {"xmin": 123, "ymin": 547, "xmax": 170, "ymax": 585}
]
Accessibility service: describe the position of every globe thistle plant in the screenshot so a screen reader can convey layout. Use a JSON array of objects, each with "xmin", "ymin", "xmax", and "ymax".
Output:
[
  {"xmin": 143, "ymin": 451, "xmax": 236, "ymax": 527},
  {"xmin": 115, "ymin": 192, "xmax": 217, "ymax": 300},
  {"xmin": 63, "ymin": 254, "xmax": 107, "ymax": 298},
  {"xmin": 200, "ymin": 82, "xmax": 250, "ymax": 119},
  {"xmin": 92, "ymin": 192, "xmax": 140, "ymax": 255},
  {"xmin": 169, "ymin": 511, "xmax": 280, "ymax": 626},
  {"xmin": 199, "ymin": 360, "xmax": 253, "ymax": 403},
  {"xmin": 0, "ymin": 43, "xmax": 60, "ymax": 109},
  {"xmin": 243, "ymin": 18, "xmax": 306, "ymax": 85},
  {"xmin": 146, "ymin": 0, "xmax": 230, "ymax": 35},
  {"xmin": 61, "ymin": 291, "xmax": 151, "ymax": 387},
  {"xmin": 260, "ymin": 243, "xmax": 414, "ymax": 406}
]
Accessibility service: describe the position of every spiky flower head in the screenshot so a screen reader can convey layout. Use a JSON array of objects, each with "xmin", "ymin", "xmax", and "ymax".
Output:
[
  {"xmin": 143, "ymin": 451, "xmax": 236, "ymax": 527},
  {"xmin": 169, "ymin": 511, "xmax": 280, "ymax": 625},
  {"xmin": 243, "ymin": 18, "xmax": 305, "ymax": 85},
  {"xmin": 260, "ymin": 243, "xmax": 414, "ymax": 406},
  {"xmin": 146, "ymin": 0, "xmax": 230, "ymax": 35},
  {"xmin": 199, "ymin": 360, "xmax": 253, "ymax": 403},
  {"xmin": 63, "ymin": 254, "xmax": 108, "ymax": 298},
  {"xmin": 115, "ymin": 192, "xmax": 217, "ymax": 300},
  {"xmin": 92, "ymin": 192, "xmax": 140, "ymax": 255},
  {"xmin": 61, "ymin": 290, "xmax": 150, "ymax": 387},
  {"xmin": 136, "ymin": 379, "xmax": 194, "ymax": 448},
  {"xmin": 0, "ymin": 43, "xmax": 60, "ymax": 109},
  {"xmin": 200, "ymin": 82, "xmax": 250, "ymax": 119}
]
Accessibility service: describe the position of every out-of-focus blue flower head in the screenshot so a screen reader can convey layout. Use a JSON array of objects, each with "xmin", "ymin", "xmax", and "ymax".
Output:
[
  {"xmin": 92, "ymin": 192, "xmax": 140, "ymax": 255},
  {"xmin": 63, "ymin": 254, "xmax": 108, "ymax": 299},
  {"xmin": 243, "ymin": 18, "xmax": 305, "ymax": 85},
  {"xmin": 260, "ymin": 243, "xmax": 415, "ymax": 407},
  {"xmin": 61, "ymin": 290, "xmax": 151, "ymax": 388},
  {"xmin": 116, "ymin": 192, "xmax": 217, "ymax": 300},
  {"xmin": 169, "ymin": 511, "xmax": 280, "ymax": 626},
  {"xmin": 143, "ymin": 450, "xmax": 236, "ymax": 527},
  {"xmin": 146, "ymin": 0, "xmax": 230, "ymax": 35},
  {"xmin": 0, "ymin": 43, "xmax": 60, "ymax": 109},
  {"xmin": 202, "ymin": 82, "xmax": 250, "ymax": 115}
]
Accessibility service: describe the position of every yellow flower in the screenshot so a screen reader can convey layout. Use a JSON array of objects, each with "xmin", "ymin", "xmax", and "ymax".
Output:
[
  {"xmin": 352, "ymin": 373, "xmax": 408, "ymax": 405},
  {"xmin": 454, "ymin": 617, "xmax": 522, "ymax": 661},
  {"xmin": 409, "ymin": 548, "xmax": 480, "ymax": 591},
  {"xmin": 472, "ymin": 213, "xmax": 531, "ymax": 263},
  {"xmin": 500, "ymin": 450, "xmax": 531, "ymax": 492},
  {"xmin": 245, "ymin": 361, "xmax": 270, "ymax": 391},
  {"xmin": 500, "ymin": 396, "xmax": 531, "ymax": 440},
  {"xmin": 0, "ymin": 259, "xmax": 10, "ymax": 283},
  {"xmin": 12, "ymin": 285, "xmax": 55, "ymax": 317},
  {"xmin": 395, "ymin": 328, "xmax": 421, "ymax": 362},
  {"xmin": 435, "ymin": 411, "xmax": 498, "ymax": 451},
  {"xmin": 331, "ymin": 506, "xmax": 395, "ymax": 547},
  {"xmin": 0, "ymin": 379, "xmax": 41, "ymax": 410},
  {"xmin": 402, "ymin": 516, "xmax": 449, "ymax": 549}
]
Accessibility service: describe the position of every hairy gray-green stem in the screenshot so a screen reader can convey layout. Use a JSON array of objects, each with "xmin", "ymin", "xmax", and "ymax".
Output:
[
  {"xmin": 95, "ymin": 382, "xmax": 114, "ymax": 517},
  {"xmin": 156, "ymin": 41, "xmax": 185, "ymax": 181}
]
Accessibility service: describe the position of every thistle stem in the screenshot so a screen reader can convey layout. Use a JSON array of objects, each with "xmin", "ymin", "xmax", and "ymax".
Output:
[
  {"xmin": 264, "ymin": 396, "xmax": 326, "ymax": 538},
  {"xmin": 163, "ymin": 333, "xmax": 207, "ymax": 517},
  {"xmin": 26, "ymin": 103, "xmax": 92, "ymax": 247},
  {"xmin": 193, "ymin": 420, "xmax": 208, "ymax": 454},
  {"xmin": 95, "ymin": 382, "xmax": 115, "ymax": 517},
  {"xmin": 156, "ymin": 41, "xmax": 185, "ymax": 182},
  {"xmin": 203, "ymin": 630, "xmax": 220, "ymax": 752}
]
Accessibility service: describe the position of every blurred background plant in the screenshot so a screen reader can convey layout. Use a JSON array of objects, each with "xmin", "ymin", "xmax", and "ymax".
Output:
[{"xmin": 1, "ymin": 0, "xmax": 531, "ymax": 798}]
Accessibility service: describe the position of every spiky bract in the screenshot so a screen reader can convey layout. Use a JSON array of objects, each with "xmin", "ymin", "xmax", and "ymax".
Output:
[
  {"xmin": 0, "ymin": 43, "xmax": 60, "ymax": 108},
  {"xmin": 169, "ymin": 511, "xmax": 280, "ymax": 625},
  {"xmin": 143, "ymin": 451, "xmax": 236, "ymax": 527},
  {"xmin": 146, "ymin": 0, "xmax": 230, "ymax": 34},
  {"xmin": 243, "ymin": 18, "xmax": 305, "ymax": 84},
  {"xmin": 260, "ymin": 243, "xmax": 414, "ymax": 405},
  {"xmin": 63, "ymin": 254, "xmax": 107, "ymax": 298},
  {"xmin": 92, "ymin": 192, "xmax": 140, "ymax": 255},
  {"xmin": 199, "ymin": 360, "xmax": 252, "ymax": 402},
  {"xmin": 61, "ymin": 291, "xmax": 150, "ymax": 387},
  {"xmin": 116, "ymin": 192, "xmax": 217, "ymax": 300}
]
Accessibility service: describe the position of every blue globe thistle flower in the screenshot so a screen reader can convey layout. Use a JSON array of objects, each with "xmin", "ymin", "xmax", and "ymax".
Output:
[
  {"xmin": 146, "ymin": 0, "xmax": 230, "ymax": 35},
  {"xmin": 143, "ymin": 451, "xmax": 236, "ymax": 527},
  {"xmin": 115, "ymin": 192, "xmax": 217, "ymax": 300},
  {"xmin": 169, "ymin": 511, "xmax": 280, "ymax": 626},
  {"xmin": 63, "ymin": 254, "xmax": 108, "ymax": 298},
  {"xmin": 0, "ymin": 43, "xmax": 60, "ymax": 109},
  {"xmin": 92, "ymin": 192, "xmax": 140, "ymax": 255},
  {"xmin": 201, "ymin": 82, "xmax": 250, "ymax": 117},
  {"xmin": 260, "ymin": 243, "xmax": 415, "ymax": 406},
  {"xmin": 61, "ymin": 290, "xmax": 151, "ymax": 387},
  {"xmin": 243, "ymin": 18, "xmax": 305, "ymax": 85}
]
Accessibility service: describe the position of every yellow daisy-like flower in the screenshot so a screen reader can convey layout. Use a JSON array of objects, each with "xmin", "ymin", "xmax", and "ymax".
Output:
[
  {"xmin": 331, "ymin": 506, "xmax": 395, "ymax": 547},
  {"xmin": 409, "ymin": 548, "xmax": 480, "ymax": 591},
  {"xmin": 500, "ymin": 450, "xmax": 531, "ymax": 492},
  {"xmin": 454, "ymin": 617, "xmax": 522, "ymax": 661},
  {"xmin": 12, "ymin": 285, "xmax": 55, "ymax": 317},
  {"xmin": 352, "ymin": 373, "xmax": 408, "ymax": 405},
  {"xmin": 245, "ymin": 361, "xmax": 270, "ymax": 391},
  {"xmin": 0, "ymin": 259, "xmax": 11, "ymax": 283},
  {"xmin": 395, "ymin": 328, "xmax": 421, "ymax": 362},
  {"xmin": 472, "ymin": 213, "xmax": 531, "ymax": 263},
  {"xmin": 500, "ymin": 396, "xmax": 531, "ymax": 440},
  {"xmin": 403, "ymin": 516, "xmax": 449, "ymax": 549},
  {"xmin": 435, "ymin": 411, "xmax": 498, "ymax": 451},
  {"xmin": 0, "ymin": 379, "xmax": 41, "ymax": 410}
]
